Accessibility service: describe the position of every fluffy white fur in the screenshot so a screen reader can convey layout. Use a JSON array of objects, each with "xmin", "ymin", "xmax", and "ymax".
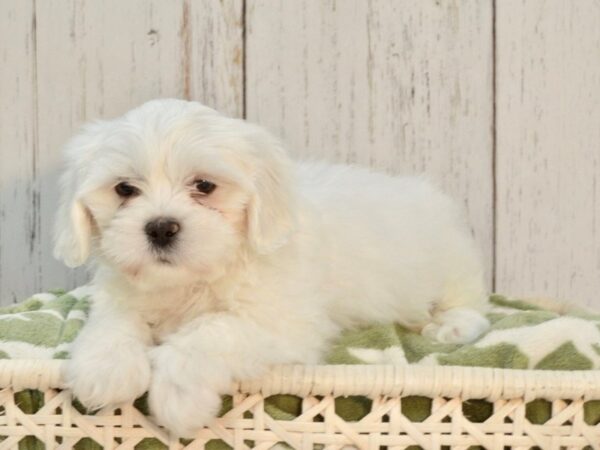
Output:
[{"xmin": 55, "ymin": 99, "xmax": 489, "ymax": 437}]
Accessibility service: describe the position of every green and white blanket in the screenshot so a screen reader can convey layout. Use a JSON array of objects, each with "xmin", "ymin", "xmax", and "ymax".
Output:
[
  {"xmin": 2, "ymin": 287, "xmax": 600, "ymax": 369},
  {"xmin": 2, "ymin": 288, "xmax": 600, "ymax": 449}
]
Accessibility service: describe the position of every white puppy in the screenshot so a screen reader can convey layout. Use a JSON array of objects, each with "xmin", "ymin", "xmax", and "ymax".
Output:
[{"xmin": 55, "ymin": 99, "xmax": 489, "ymax": 437}]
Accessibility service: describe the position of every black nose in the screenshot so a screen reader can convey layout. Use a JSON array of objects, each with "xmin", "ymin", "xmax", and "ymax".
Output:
[{"xmin": 145, "ymin": 218, "xmax": 180, "ymax": 248}]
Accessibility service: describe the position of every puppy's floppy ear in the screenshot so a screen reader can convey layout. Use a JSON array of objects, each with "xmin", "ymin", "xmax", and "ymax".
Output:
[
  {"xmin": 54, "ymin": 197, "xmax": 92, "ymax": 268},
  {"xmin": 53, "ymin": 127, "xmax": 99, "ymax": 267},
  {"xmin": 246, "ymin": 132, "xmax": 297, "ymax": 254}
]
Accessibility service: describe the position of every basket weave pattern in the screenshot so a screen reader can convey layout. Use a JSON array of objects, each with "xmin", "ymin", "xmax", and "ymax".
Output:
[{"xmin": 0, "ymin": 361, "xmax": 599, "ymax": 449}]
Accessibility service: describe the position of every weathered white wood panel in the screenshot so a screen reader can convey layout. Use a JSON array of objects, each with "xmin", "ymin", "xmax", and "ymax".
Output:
[
  {"xmin": 495, "ymin": 0, "xmax": 600, "ymax": 306},
  {"xmin": 0, "ymin": 0, "xmax": 243, "ymax": 303},
  {"xmin": 187, "ymin": 0, "xmax": 244, "ymax": 118},
  {"xmin": 3, "ymin": 0, "xmax": 600, "ymax": 307},
  {"xmin": 0, "ymin": 0, "xmax": 40, "ymax": 303},
  {"xmin": 246, "ymin": 0, "xmax": 495, "ymax": 285}
]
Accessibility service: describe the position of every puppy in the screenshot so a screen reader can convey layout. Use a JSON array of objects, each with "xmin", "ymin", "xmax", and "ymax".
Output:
[{"xmin": 55, "ymin": 99, "xmax": 489, "ymax": 437}]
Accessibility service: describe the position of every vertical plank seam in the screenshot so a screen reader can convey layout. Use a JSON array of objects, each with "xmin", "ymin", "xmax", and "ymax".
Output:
[
  {"xmin": 242, "ymin": 0, "xmax": 247, "ymax": 119},
  {"xmin": 491, "ymin": 0, "xmax": 498, "ymax": 293},
  {"xmin": 181, "ymin": 0, "xmax": 191, "ymax": 100},
  {"xmin": 31, "ymin": 0, "xmax": 41, "ymax": 301}
]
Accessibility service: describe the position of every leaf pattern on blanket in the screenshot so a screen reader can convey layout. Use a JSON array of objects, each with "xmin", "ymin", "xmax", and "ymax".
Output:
[{"xmin": 2, "ymin": 288, "xmax": 600, "ymax": 450}]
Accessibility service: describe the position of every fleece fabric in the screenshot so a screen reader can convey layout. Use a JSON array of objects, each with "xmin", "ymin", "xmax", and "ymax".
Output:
[{"xmin": 3, "ymin": 288, "xmax": 600, "ymax": 449}]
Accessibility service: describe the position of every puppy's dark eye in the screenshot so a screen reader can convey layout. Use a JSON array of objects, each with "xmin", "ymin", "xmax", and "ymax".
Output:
[
  {"xmin": 195, "ymin": 179, "xmax": 217, "ymax": 195},
  {"xmin": 115, "ymin": 182, "xmax": 139, "ymax": 198}
]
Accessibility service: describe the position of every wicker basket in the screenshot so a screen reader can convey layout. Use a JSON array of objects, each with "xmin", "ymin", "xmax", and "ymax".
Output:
[{"xmin": 0, "ymin": 360, "xmax": 599, "ymax": 449}]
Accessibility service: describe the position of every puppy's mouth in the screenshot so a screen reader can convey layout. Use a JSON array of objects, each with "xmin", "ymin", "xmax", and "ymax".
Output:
[{"xmin": 147, "ymin": 244, "xmax": 175, "ymax": 265}]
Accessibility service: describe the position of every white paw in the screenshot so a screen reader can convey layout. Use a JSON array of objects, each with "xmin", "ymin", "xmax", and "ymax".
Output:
[
  {"xmin": 422, "ymin": 308, "xmax": 490, "ymax": 344},
  {"xmin": 149, "ymin": 344, "xmax": 224, "ymax": 438},
  {"xmin": 63, "ymin": 339, "xmax": 151, "ymax": 410}
]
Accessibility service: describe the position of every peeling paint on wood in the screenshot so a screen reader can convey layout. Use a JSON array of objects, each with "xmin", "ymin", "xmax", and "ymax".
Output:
[
  {"xmin": 187, "ymin": 0, "xmax": 244, "ymax": 117},
  {"xmin": 0, "ymin": 0, "xmax": 41, "ymax": 303},
  {"xmin": 495, "ymin": 0, "xmax": 600, "ymax": 307}
]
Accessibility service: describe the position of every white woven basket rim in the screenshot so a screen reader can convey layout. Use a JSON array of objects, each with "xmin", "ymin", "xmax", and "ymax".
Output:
[{"xmin": 1, "ymin": 360, "xmax": 599, "ymax": 402}]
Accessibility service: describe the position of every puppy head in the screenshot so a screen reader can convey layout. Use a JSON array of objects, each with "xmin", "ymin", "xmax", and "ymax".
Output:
[{"xmin": 54, "ymin": 99, "xmax": 296, "ymax": 288}]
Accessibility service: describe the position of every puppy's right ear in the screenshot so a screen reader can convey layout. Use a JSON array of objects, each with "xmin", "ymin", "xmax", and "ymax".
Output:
[
  {"xmin": 53, "ymin": 128, "xmax": 99, "ymax": 268},
  {"xmin": 53, "ymin": 193, "xmax": 92, "ymax": 268}
]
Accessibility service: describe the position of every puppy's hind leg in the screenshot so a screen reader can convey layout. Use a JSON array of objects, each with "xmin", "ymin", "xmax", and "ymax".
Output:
[
  {"xmin": 422, "ymin": 274, "xmax": 490, "ymax": 344},
  {"xmin": 422, "ymin": 307, "xmax": 490, "ymax": 344}
]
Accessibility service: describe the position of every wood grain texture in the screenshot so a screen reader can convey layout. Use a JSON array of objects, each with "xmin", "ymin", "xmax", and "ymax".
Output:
[
  {"xmin": 495, "ymin": 0, "xmax": 600, "ymax": 306},
  {"xmin": 0, "ymin": 0, "xmax": 40, "ymax": 303},
  {"xmin": 187, "ymin": 0, "xmax": 244, "ymax": 117},
  {"xmin": 0, "ymin": 0, "xmax": 243, "ymax": 304},
  {"xmin": 2, "ymin": 0, "xmax": 600, "ymax": 308},
  {"xmin": 246, "ymin": 0, "xmax": 495, "ymax": 285}
]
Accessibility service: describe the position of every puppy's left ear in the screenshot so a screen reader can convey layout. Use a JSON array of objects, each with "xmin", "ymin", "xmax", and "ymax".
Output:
[{"xmin": 246, "ymin": 133, "xmax": 297, "ymax": 254}]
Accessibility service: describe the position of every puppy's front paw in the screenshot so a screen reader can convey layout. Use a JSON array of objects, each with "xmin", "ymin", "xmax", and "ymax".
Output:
[
  {"xmin": 64, "ymin": 339, "xmax": 151, "ymax": 410},
  {"xmin": 149, "ymin": 345, "xmax": 223, "ymax": 438}
]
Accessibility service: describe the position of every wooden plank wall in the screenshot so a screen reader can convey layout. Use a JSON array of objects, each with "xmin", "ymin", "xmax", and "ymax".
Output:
[
  {"xmin": 495, "ymin": 0, "xmax": 600, "ymax": 305},
  {"xmin": 0, "ymin": 0, "xmax": 598, "ymax": 308}
]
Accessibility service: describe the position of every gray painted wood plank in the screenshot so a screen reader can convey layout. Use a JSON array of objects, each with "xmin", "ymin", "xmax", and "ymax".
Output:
[
  {"xmin": 0, "ymin": 0, "xmax": 40, "ymax": 303},
  {"xmin": 495, "ymin": 0, "xmax": 600, "ymax": 307}
]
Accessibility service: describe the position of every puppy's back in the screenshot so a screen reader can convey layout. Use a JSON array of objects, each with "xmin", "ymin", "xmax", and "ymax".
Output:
[{"xmin": 294, "ymin": 161, "xmax": 487, "ymax": 329}]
